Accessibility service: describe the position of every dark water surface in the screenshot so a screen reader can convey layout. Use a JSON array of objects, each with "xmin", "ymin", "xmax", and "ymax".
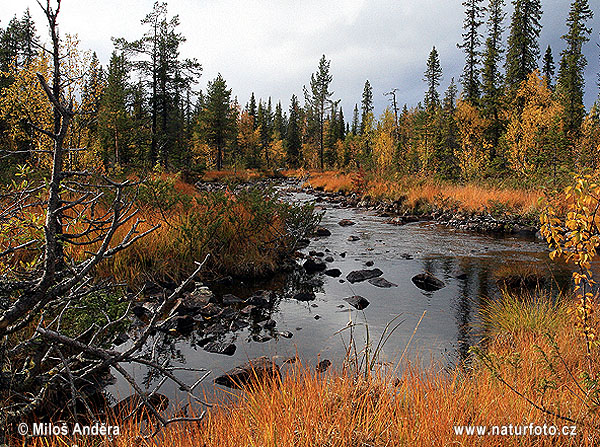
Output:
[{"xmin": 108, "ymin": 190, "xmax": 572, "ymax": 406}]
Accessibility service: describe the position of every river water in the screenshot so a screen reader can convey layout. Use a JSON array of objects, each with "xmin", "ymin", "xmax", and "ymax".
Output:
[{"xmin": 108, "ymin": 189, "xmax": 573, "ymax": 407}]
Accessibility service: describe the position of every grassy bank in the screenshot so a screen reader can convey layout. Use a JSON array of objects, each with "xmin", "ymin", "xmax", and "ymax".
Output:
[
  {"xmin": 18, "ymin": 290, "xmax": 599, "ymax": 447},
  {"xmin": 1, "ymin": 172, "xmax": 318, "ymax": 286},
  {"xmin": 303, "ymin": 170, "xmax": 544, "ymax": 220}
]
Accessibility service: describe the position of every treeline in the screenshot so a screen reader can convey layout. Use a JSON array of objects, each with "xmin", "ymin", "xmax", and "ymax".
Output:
[{"xmin": 0, "ymin": 0, "xmax": 599, "ymax": 183}]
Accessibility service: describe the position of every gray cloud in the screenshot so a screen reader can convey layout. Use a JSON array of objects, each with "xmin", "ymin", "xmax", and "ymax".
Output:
[{"xmin": 1, "ymin": 0, "xmax": 598, "ymax": 117}]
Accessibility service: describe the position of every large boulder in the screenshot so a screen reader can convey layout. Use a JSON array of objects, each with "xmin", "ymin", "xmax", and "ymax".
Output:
[
  {"xmin": 346, "ymin": 268, "xmax": 383, "ymax": 283},
  {"xmin": 214, "ymin": 357, "xmax": 280, "ymax": 389},
  {"xmin": 412, "ymin": 272, "xmax": 446, "ymax": 291}
]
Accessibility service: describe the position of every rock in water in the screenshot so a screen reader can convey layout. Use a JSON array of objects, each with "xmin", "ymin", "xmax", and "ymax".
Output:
[
  {"xmin": 412, "ymin": 272, "xmax": 446, "ymax": 291},
  {"xmin": 344, "ymin": 296, "xmax": 370, "ymax": 310},
  {"xmin": 303, "ymin": 257, "xmax": 327, "ymax": 273},
  {"xmin": 324, "ymin": 268, "xmax": 342, "ymax": 277},
  {"xmin": 294, "ymin": 291, "xmax": 316, "ymax": 302},
  {"xmin": 347, "ymin": 235, "xmax": 361, "ymax": 241},
  {"xmin": 214, "ymin": 357, "xmax": 280, "ymax": 389},
  {"xmin": 314, "ymin": 226, "xmax": 331, "ymax": 237},
  {"xmin": 203, "ymin": 342, "xmax": 237, "ymax": 356},
  {"xmin": 368, "ymin": 277, "xmax": 398, "ymax": 288},
  {"xmin": 338, "ymin": 219, "xmax": 356, "ymax": 226},
  {"xmin": 346, "ymin": 268, "xmax": 383, "ymax": 283}
]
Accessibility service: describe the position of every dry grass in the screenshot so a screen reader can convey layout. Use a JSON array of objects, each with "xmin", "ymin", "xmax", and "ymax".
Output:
[
  {"xmin": 19, "ymin": 295, "xmax": 600, "ymax": 447},
  {"xmin": 306, "ymin": 171, "xmax": 543, "ymax": 216},
  {"xmin": 1, "ymin": 173, "xmax": 302, "ymax": 285}
]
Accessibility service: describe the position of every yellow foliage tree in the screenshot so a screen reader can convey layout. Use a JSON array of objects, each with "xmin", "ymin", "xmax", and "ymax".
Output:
[
  {"xmin": 454, "ymin": 98, "xmax": 490, "ymax": 180},
  {"xmin": 0, "ymin": 34, "xmax": 104, "ymax": 171},
  {"xmin": 575, "ymin": 105, "xmax": 600, "ymax": 173},
  {"xmin": 373, "ymin": 108, "xmax": 396, "ymax": 173},
  {"xmin": 541, "ymin": 175, "xmax": 600, "ymax": 358},
  {"xmin": 504, "ymin": 71, "xmax": 565, "ymax": 178}
]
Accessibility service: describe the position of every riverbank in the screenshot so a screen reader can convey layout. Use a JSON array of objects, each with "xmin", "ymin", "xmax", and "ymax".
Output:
[
  {"xmin": 20, "ymin": 289, "xmax": 599, "ymax": 446},
  {"xmin": 300, "ymin": 171, "xmax": 544, "ymax": 235}
]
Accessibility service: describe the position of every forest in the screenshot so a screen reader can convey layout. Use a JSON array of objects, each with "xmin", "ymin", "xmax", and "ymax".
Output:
[
  {"xmin": 1, "ymin": 0, "xmax": 600, "ymax": 446},
  {"xmin": 0, "ymin": 0, "xmax": 598, "ymax": 184}
]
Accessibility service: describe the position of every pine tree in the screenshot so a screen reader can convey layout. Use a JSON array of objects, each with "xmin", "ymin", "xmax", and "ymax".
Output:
[
  {"xmin": 115, "ymin": 2, "xmax": 201, "ymax": 168},
  {"xmin": 557, "ymin": 0, "xmax": 593, "ymax": 135},
  {"xmin": 286, "ymin": 94, "xmax": 302, "ymax": 168},
  {"xmin": 458, "ymin": 0, "xmax": 485, "ymax": 102},
  {"xmin": 304, "ymin": 55, "xmax": 333, "ymax": 170},
  {"xmin": 360, "ymin": 80, "xmax": 373, "ymax": 134},
  {"xmin": 542, "ymin": 45, "xmax": 556, "ymax": 90},
  {"xmin": 505, "ymin": 0, "xmax": 543, "ymax": 93},
  {"xmin": 201, "ymin": 73, "xmax": 235, "ymax": 170},
  {"xmin": 424, "ymin": 47, "xmax": 443, "ymax": 110}
]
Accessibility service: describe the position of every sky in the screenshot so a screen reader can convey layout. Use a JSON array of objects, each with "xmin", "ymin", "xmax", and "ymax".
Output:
[{"xmin": 1, "ymin": 0, "xmax": 599, "ymax": 117}]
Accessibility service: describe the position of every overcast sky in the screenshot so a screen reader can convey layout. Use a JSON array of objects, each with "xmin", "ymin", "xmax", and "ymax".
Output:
[{"xmin": 1, "ymin": 0, "xmax": 599, "ymax": 116}]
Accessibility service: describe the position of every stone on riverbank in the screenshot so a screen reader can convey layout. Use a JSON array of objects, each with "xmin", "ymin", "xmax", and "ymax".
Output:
[{"xmin": 215, "ymin": 357, "xmax": 280, "ymax": 389}]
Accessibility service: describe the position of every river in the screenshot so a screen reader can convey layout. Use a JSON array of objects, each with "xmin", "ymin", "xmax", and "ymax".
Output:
[{"xmin": 108, "ymin": 187, "xmax": 572, "ymax": 407}]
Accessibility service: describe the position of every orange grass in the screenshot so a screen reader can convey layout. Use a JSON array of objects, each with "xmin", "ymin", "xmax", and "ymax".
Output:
[
  {"xmin": 307, "ymin": 171, "xmax": 543, "ymax": 215},
  {"xmin": 20, "ymin": 299, "xmax": 600, "ymax": 447},
  {"xmin": 1, "ymin": 173, "xmax": 293, "ymax": 285}
]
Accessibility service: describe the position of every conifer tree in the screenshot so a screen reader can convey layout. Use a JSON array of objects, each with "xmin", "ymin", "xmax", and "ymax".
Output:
[
  {"xmin": 201, "ymin": 73, "xmax": 235, "ymax": 170},
  {"xmin": 557, "ymin": 0, "xmax": 593, "ymax": 135},
  {"xmin": 505, "ymin": 0, "xmax": 543, "ymax": 93},
  {"xmin": 481, "ymin": 0, "xmax": 505, "ymax": 110},
  {"xmin": 542, "ymin": 45, "xmax": 556, "ymax": 90},
  {"xmin": 286, "ymin": 94, "xmax": 302, "ymax": 168},
  {"xmin": 481, "ymin": 0, "xmax": 506, "ymax": 156},
  {"xmin": 304, "ymin": 55, "xmax": 333, "ymax": 170},
  {"xmin": 424, "ymin": 47, "xmax": 443, "ymax": 110},
  {"xmin": 351, "ymin": 104, "xmax": 360, "ymax": 135},
  {"xmin": 458, "ymin": 0, "xmax": 485, "ymax": 102},
  {"xmin": 99, "ymin": 51, "xmax": 131, "ymax": 165},
  {"xmin": 361, "ymin": 80, "xmax": 374, "ymax": 134},
  {"xmin": 248, "ymin": 92, "xmax": 257, "ymax": 128}
]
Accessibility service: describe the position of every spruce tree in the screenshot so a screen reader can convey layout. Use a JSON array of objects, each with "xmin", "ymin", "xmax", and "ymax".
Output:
[
  {"xmin": 351, "ymin": 104, "xmax": 360, "ymax": 135},
  {"xmin": 542, "ymin": 45, "xmax": 556, "ymax": 90},
  {"xmin": 99, "ymin": 51, "xmax": 132, "ymax": 165},
  {"xmin": 505, "ymin": 0, "xmax": 543, "ymax": 93},
  {"xmin": 424, "ymin": 47, "xmax": 443, "ymax": 110},
  {"xmin": 201, "ymin": 73, "xmax": 235, "ymax": 170},
  {"xmin": 481, "ymin": 0, "xmax": 506, "ymax": 155},
  {"xmin": 361, "ymin": 80, "xmax": 374, "ymax": 134},
  {"xmin": 458, "ymin": 0, "xmax": 485, "ymax": 102},
  {"xmin": 286, "ymin": 94, "xmax": 302, "ymax": 168},
  {"xmin": 481, "ymin": 0, "xmax": 505, "ymax": 109},
  {"xmin": 247, "ymin": 92, "xmax": 257, "ymax": 129},
  {"xmin": 557, "ymin": 0, "xmax": 593, "ymax": 135}
]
